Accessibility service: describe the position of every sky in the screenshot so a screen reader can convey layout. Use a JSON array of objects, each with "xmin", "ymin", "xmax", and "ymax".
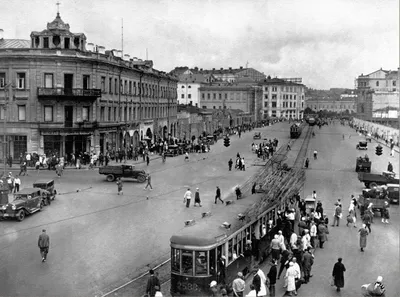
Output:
[{"xmin": 0, "ymin": 0, "xmax": 398, "ymax": 89}]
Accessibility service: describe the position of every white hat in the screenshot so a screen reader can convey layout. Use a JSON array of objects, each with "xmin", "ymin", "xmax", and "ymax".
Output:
[
  {"xmin": 377, "ymin": 276, "xmax": 383, "ymax": 282},
  {"xmin": 210, "ymin": 280, "xmax": 217, "ymax": 287}
]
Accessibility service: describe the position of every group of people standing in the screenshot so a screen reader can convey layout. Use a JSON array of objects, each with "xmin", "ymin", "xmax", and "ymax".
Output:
[{"xmin": 252, "ymin": 139, "xmax": 278, "ymax": 161}]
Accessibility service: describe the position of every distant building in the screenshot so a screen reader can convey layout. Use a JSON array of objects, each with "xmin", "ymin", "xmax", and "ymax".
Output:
[
  {"xmin": 261, "ymin": 77, "xmax": 305, "ymax": 119},
  {"xmin": 176, "ymin": 73, "xmax": 214, "ymax": 107},
  {"xmin": 355, "ymin": 68, "xmax": 399, "ymax": 123},
  {"xmin": 170, "ymin": 66, "xmax": 266, "ymax": 83},
  {"xmin": 305, "ymin": 97, "xmax": 356, "ymax": 114}
]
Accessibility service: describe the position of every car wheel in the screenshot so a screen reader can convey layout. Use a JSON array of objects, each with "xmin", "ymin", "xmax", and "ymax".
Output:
[
  {"xmin": 16, "ymin": 209, "xmax": 25, "ymax": 222},
  {"xmin": 370, "ymin": 182, "xmax": 378, "ymax": 188},
  {"xmin": 138, "ymin": 175, "xmax": 146, "ymax": 183},
  {"xmin": 106, "ymin": 174, "xmax": 115, "ymax": 182}
]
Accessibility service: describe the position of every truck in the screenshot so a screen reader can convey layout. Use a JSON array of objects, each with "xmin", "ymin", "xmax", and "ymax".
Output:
[
  {"xmin": 358, "ymin": 187, "xmax": 390, "ymax": 215},
  {"xmin": 99, "ymin": 165, "xmax": 147, "ymax": 182},
  {"xmin": 355, "ymin": 156, "xmax": 371, "ymax": 172},
  {"xmin": 357, "ymin": 171, "xmax": 399, "ymax": 188}
]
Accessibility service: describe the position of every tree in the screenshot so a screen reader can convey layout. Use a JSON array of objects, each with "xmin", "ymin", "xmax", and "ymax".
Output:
[{"xmin": 304, "ymin": 107, "xmax": 313, "ymax": 114}]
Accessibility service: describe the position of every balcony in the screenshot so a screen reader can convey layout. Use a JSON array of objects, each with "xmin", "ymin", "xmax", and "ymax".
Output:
[{"xmin": 37, "ymin": 87, "xmax": 101, "ymax": 99}]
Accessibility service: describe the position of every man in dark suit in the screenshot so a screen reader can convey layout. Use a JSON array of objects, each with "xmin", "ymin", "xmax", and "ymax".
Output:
[
  {"xmin": 146, "ymin": 269, "xmax": 160, "ymax": 297},
  {"xmin": 252, "ymin": 268, "xmax": 261, "ymax": 296},
  {"xmin": 267, "ymin": 260, "xmax": 278, "ymax": 297},
  {"xmin": 38, "ymin": 229, "xmax": 50, "ymax": 262}
]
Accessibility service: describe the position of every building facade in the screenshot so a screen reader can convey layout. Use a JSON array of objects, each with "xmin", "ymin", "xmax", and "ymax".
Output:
[
  {"xmin": 0, "ymin": 13, "xmax": 178, "ymax": 160},
  {"xmin": 355, "ymin": 68, "xmax": 399, "ymax": 123},
  {"xmin": 305, "ymin": 98, "xmax": 356, "ymax": 114},
  {"xmin": 176, "ymin": 73, "xmax": 211, "ymax": 107},
  {"xmin": 261, "ymin": 78, "xmax": 305, "ymax": 119}
]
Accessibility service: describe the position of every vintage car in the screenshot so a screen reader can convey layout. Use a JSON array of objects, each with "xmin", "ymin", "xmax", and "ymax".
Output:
[
  {"xmin": 356, "ymin": 141, "xmax": 368, "ymax": 150},
  {"xmin": 0, "ymin": 188, "xmax": 44, "ymax": 221},
  {"xmin": 165, "ymin": 145, "xmax": 180, "ymax": 157},
  {"xmin": 33, "ymin": 179, "xmax": 57, "ymax": 205},
  {"xmin": 253, "ymin": 132, "xmax": 261, "ymax": 140},
  {"xmin": 358, "ymin": 171, "xmax": 399, "ymax": 188},
  {"xmin": 359, "ymin": 186, "xmax": 390, "ymax": 215},
  {"xmin": 387, "ymin": 183, "xmax": 399, "ymax": 205},
  {"xmin": 99, "ymin": 165, "xmax": 147, "ymax": 182}
]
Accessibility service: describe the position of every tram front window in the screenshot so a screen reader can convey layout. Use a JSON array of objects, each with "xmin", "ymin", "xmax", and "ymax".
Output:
[
  {"xmin": 195, "ymin": 251, "xmax": 207, "ymax": 275},
  {"xmin": 182, "ymin": 250, "xmax": 193, "ymax": 276},
  {"xmin": 171, "ymin": 248, "xmax": 181, "ymax": 273}
]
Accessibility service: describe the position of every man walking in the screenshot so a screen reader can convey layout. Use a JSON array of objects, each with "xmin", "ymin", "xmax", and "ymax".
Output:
[
  {"xmin": 116, "ymin": 178, "xmax": 123, "ymax": 195},
  {"xmin": 13, "ymin": 176, "xmax": 21, "ymax": 193},
  {"xmin": 215, "ymin": 186, "xmax": 224, "ymax": 204},
  {"xmin": 232, "ymin": 272, "xmax": 245, "ymax": 297},
  {"xmin": 194, "ymin": 188, "xmax": 202, "ymax": 207},
  {"xmin": 146, "ymin": 269, "xmax": 160, "ymax": 297},
  {"xmin": 302, "ymin": 247, "xmax": 314, "ymax": 283},
  {"xmin": 332, "ymin": 202, "xmax": 342, "ymax": 227},
  {"xmin": 144, "ymin": 173, "xmax": 153, "ymax": 190},
  {"xmin": 183, "ymin": 188, "xmax": 192, "ymax": 208},
  {"xmin": 38, "ymin": 229, "xmax": 50, "ymax": 262},
  {"xmin": 228, "ymin": 158, "xmax": 233, "ymax": 171},
  {"xmin": 358, "ymin": 224, "xmax": 368, "ymax": 252},
  {"xmin": 267, "ymin": 260, "xmax": 278, "ymax": 297}
]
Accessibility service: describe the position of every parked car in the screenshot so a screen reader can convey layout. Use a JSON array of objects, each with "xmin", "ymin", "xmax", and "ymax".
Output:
[
  {"xmin": 0, "ymin": 188, "xmax": 44, "ymax": 221},
  {"xmin": 99, "ymin": 165, "xmax": 147, "ymax": 182},
  {"xmin": 33, "ymin": 179, "xmax": 57, "ymax": 205},
  {"xmin": 358, "ymin": 171, "xmax": 399, "ymax": 188},
  {"xmin": 387, "ymin": 183, "xmax": 399, "ymax": 205},
  {"xmin": 356, "ymin": 141, "xmax": 368, "ymax": 150}
]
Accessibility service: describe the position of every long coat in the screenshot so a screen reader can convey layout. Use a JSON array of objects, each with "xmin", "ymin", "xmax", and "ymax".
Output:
[
  {"xmin": 302, "ymin": 252, "xmax": 314, "ymax": 274},
  {"xmin": 146, "ymin": 275, "xmax": 160, "ymax": 297},
  {"xmin": 359, "ymin": 227, "xmax": 368, "ymax": 248},
  {"xmin": 332, "ymin": 262, "xmax": 346, "ymax": 288},
  {"xmin": 318, "ymin": 224, "xmax": 328, "ymax": 242},
  {"xmin": 285, "ymin": 266, "xmax": 298, "ymax": 292}
]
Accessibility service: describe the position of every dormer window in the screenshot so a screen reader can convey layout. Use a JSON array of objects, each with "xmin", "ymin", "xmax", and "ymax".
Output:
[{"xmin": 65, "ymin": 37, "xmax": 70, "ymax": 49}]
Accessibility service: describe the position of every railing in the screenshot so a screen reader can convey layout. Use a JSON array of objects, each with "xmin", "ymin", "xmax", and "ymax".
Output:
[{"xmin": 37, "ymin": 87, "xmax": 101, "ymax": 97}]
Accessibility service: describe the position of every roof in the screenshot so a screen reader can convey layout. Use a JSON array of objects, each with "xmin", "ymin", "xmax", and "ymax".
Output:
[
  {"xmin": 33, "ymin": 180, "xmax": 54, "ymax": 184},
  {"xmin": 0, "ymin": 39, "xmax": 30, "ymax": 49},
  {"xmin": 178, "ymin": 73, "xmax": 209, "ymax": 84},
  {"xmin": 14, "ymin": 188, "xmax": 41, "ymax": 194}
]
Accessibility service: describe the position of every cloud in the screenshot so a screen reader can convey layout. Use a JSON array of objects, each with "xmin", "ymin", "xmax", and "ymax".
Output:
[{"xmin": 0, "ymin": 0, "xmax": 398, "ymax": 89}]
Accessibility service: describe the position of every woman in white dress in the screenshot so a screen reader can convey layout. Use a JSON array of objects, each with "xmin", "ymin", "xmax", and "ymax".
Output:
[{"xmin": 285, "ymin": 262, "xmax": 299, "ymax": 296}]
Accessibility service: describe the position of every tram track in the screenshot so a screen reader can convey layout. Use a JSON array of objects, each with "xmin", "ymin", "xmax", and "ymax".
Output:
[{"xmin": 98, "ymin": 124, "xmax": 312, "ymax": 297}]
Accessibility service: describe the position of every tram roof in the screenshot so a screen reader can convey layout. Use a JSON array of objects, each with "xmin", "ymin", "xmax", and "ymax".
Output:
[{"xmin": 170, "ymin": 192, "xmax": 273, "ymax": 248}]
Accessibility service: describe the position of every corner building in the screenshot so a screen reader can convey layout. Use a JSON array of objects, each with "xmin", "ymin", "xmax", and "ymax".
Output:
[{"xmin": 0, "ymin": 13, "xmax": 178, "ymax": 159}]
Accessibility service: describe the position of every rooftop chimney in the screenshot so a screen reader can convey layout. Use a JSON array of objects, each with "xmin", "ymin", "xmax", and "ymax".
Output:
[
  {"xmin": 123, "ymin": 54, "xmax": 130, "ymax": 61},
  {"xmin": 86, "ymin": 43, "xmax": 94, "ymax": 52},
  {"xmin": 98, "ymin": 46, "xmax": 106, "ymax": 54},
  {"xmin": 240, "ymin": 66, "xmax": 243, "ymax": 69},
  {"xmin": 0, "ymin": 29, "xmax": 4, "ymax": 40}
]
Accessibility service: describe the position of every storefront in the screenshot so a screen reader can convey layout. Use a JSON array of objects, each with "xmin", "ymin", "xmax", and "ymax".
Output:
[
  {"xmin": 0, "ymin": 135, "xmax": 27, "ymax": 162},
  {"xmin": 41, "ymin": 130, "xmax": 92, "ymax": 157}
]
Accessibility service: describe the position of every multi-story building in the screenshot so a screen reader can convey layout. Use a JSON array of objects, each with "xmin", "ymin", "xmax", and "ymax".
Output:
[
  {"xmin": 0, "ymin": 12, "xmax": 178, "ymax": 160},
  {"xmin": 355, "ymin": 68, "xmax": 399, "ymax": 122},
  {"xmin": 176, "ymin": 73, "xmax": 213, "ymax": 107},
  {"xmin": 305, "ymin": 97, "xmax": 356, "ymax": 114},
  {"xmin": 171, "ymin": 66, "xmax": 266, "ymax": 83},
  {"xmin": 261, "ymin": 78, "xmax": 305, "ymax": 119}
]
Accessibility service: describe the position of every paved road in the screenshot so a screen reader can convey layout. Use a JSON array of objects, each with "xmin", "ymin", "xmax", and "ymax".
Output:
[
  {"xmin": 237, "ymin": 122, "xmax": 399, "ymax": 297},
  {"xmin": 0, "ymin": 122, "xmax": 291, "ymax": 297}
]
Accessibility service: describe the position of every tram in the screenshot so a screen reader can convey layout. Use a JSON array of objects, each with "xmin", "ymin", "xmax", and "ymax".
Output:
[
  {"xmin": 307, "ymin": 117, "xmax": 316, "ymax": 126},
  {"xmin": 170, "ymin": 198, "xmax": 290, "ymax": 296},
  {"xmin": 290, "ymin": 123, "xmax": 302, "ymax": 139}
]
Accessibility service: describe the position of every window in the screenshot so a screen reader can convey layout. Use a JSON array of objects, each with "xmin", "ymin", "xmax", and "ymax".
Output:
[
  {"xmin": 219, "ymin": 106, "xmax": 221, "ymax": 109},
  {"xmin": 44, "ymin": 106, "xmax": 53, "ymax": 122},
  {"xmin": 171, "ymin": 248, "xmax": 181, "ymax": 273},
  {"xmin": 294, "ymin": 95, "xmax": 296, "ymax": 100},
  {"xmin": 181, "ymin": 94, "xmax": 185, "ymax": 99},
  {"xmin": 207, "ymin": 93, "xmax": 210, "ymax": 99},
  {"xmin": 213, "ymin": 106, "xmax": 216, "ymax": 109},
  {"xmin": 0, "ymin": 105, "xmax": 4, "ymax": 120},
  {"xmin": 202, "ymin": 105, "xmax": 206, "ymax": 109},
  {"xmin": 64, "ymin": 37, "xmax": 70, "ymax": 49},
  {"xmin": 82, "ymin": 107, "xmax": 89, "ymax": 121},
  {"xmin": 225, "ymin": 93, "xmax": 228, "ymax": 99},
  {"xmin": 188, "ymin": 94, "xmax": 191, "ymax": 99},
  {"xmin": 272, "ymin": 102, "xmax": 277, "ymax": 108},
  {"xmin": 17, "ymin": 73, "xmax": 26, "ymax": 89},
  {"xmin": 213, "ymin": 93, "xmax": 216, "ymax": 99},
  {"xmin": 272, "ymin": 94, "xmax": 277, "ymax": 100},
  {"xmin": 115, "ymin": 78, "xmax": 118, "ymax": 94},
  {"xmin": 114, "ymin": 107, "xmax": 117, "ymax": 121},
  {"xmin": 182, "ymin": 250, "xmax": 193, "ymax": 276},
  {"xmin": 133, "ymin": 82, "xmax": 137, "ymax": 95},
  {"xmin": 83, "ymin": 75, "xmax": 90, "ymax": 90},
  {"xmin": 264, "ymin": 102, "xmax": 268, "ymax": 108},
  {"xmin": 393, "ymin": 81, "xmax": 397, "ymax": 86},
  {"xmin": 129, "ymin": 81, "xmax": 132, "ymax": 94},
  {"xmin": 272, "ymin": 87, "xmax": 277, "ymax": 92},
  {"xmin": 100, "ymin": 107, "xmax": 105, "ymax": 121},
  {"xmin": 181, "ymin": 85, "xmax": 185, "ymax": 88},
  {"xmin": 264, "ymin": 95, "xmax": 268, "ymax": 99},
  {"xmin": 289, "ymin": 95, "xmax": 292, "ymax": 99},
  {"xmin": 219, "ymin": 94, "xmax": 222, "ymax": 100},
  {"xmin": 376, "ymin": 81, "xmax": 379, "ymax": 87},
  {"xmin": 108, "ymin": 107, "xmax": 111, "ymax": 121},
  {"xmin": 109, "ymin": 77, "xmax": 112, "ymax": 94},
  {"xmin": 0, "ymin": 73, "xmax": 5, "ymax": 88},
  {"xmin": 18, "ymin": 105, "xmax": 26, "ymax": 121},
  {"xmin": 188, "ymin": 85, "xmax": 191, "ymax": 88},
  {"xmin": 264, "ymin": 86, "xmax": 268, "ymax": 91},
  {"xmin": 195, "ymin": 251, "xmax": 207, "ymax": 275},
  {"xmin": 101, "ymin": 76, "xmax": 106, "ymax": 92},
  {"xmin": 43, "ymin": 73, "xmax": 53, "ymax": 88},
  {"xmin": 201, "ymin": 93, "xmax": 205, "ymax": 99},
  {"xmin": 123, "ymin": 80, "xmax": 127, "ymax": 94},
  {"xmin": 43, "ymin": 37, "xmax": 49, "ymax": 48}
]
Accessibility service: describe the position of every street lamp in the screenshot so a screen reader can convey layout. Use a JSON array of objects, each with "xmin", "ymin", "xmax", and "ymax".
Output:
[{"xmin": 3, "ymin": 83, "xmax": 15, "ymax": 176}]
